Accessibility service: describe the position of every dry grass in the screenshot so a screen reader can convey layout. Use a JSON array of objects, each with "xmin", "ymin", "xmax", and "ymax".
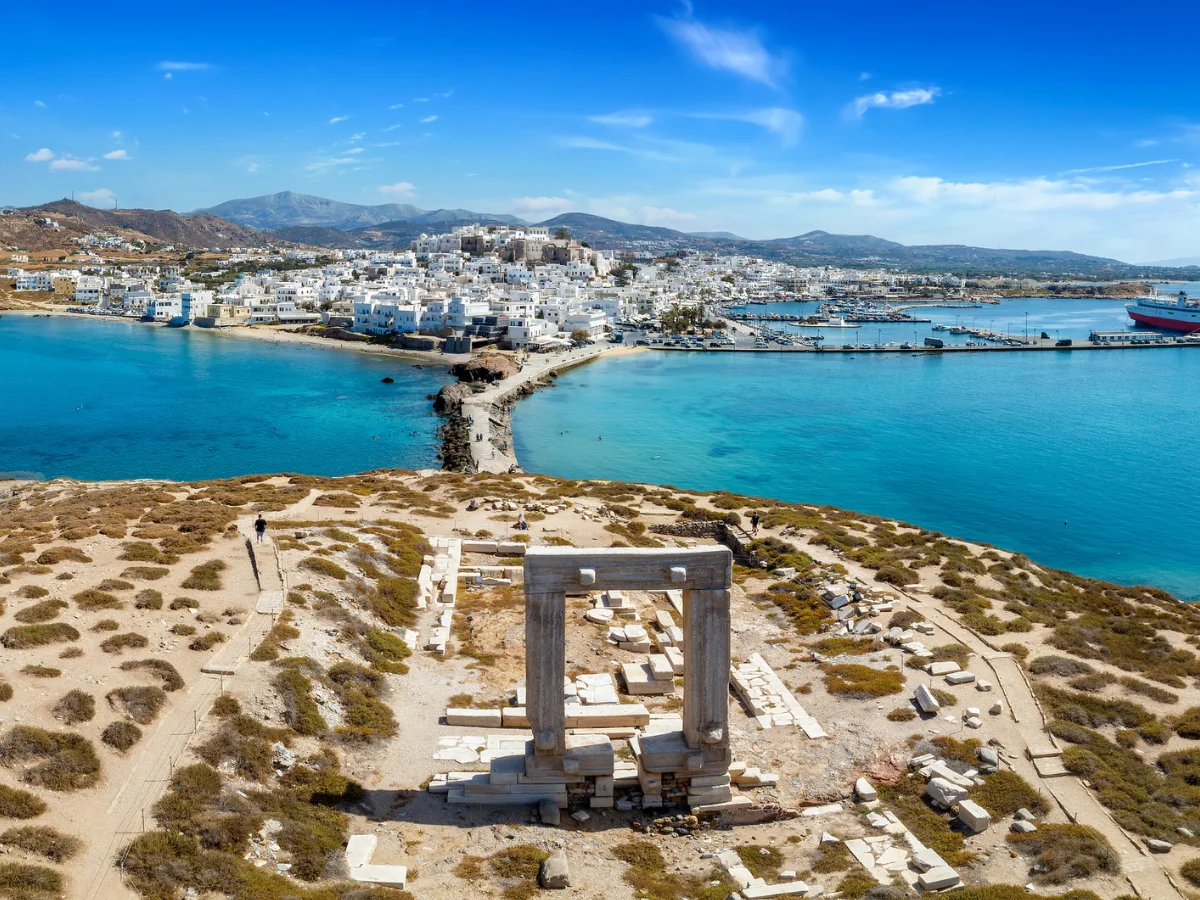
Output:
[
  {"xmin": 119, "ymin": 659, "xmax": 185, "ymax": 691},
  {"xmin": 13, "ymin": 599, "xmax": 66, "ymax": 623},
  {"xmin": 1006, "ymin": 824, "xmax": 1118, "ymax": 884},
  {"xmin": 0, "ymin": 825, "xmax": 82, "ymax": 862},
  {"xmin": 1, "ymin": 623, "xmax": 79, "ymax": 648},
  {"xmin": 72, "ymin": 588, "xmax": 123, "ymax": 611},
  {"xmin": 181, "ymin": 559, "xmax": 226, "ymax": 591},
  {"xmin": 0, "ymin": 785, "xmax": 47, "ymax": 819},
  {"xmin": 100, "ymin": 632, "xmax": 149, "ymax": 654},
  {"xmin": 101, "ymin": 721, "xmax": 142, "ymax": 752},
  {"xmin": 822, "ymin": 663, "xmax": 905, "ymax": 698},
  {"xmin": 107, "ymin": 686, "xmax": 167, "ymax": 725}
]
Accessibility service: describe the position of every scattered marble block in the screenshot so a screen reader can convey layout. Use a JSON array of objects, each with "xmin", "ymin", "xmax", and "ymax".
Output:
[
  {"xmin": 1011, "ymin": 820, "xmax": 1037, "ymax": 834},
  {"xmin": 925, "ymin": 661, "xmax": 960, "ymax": 676},
  {"xmin": 855, "ymin": 777, "xmax": 878, "ymax": 803},
  {"xmin": 446, "ymin": 708, "xmax": 502, "ymax": 727},
  {"xmin": 914, "ymin": 684, "xmax": 940, "ymax": 714},
  {"xmin": 918, "ymin": 867, "xmax": 960, "ymax": 891},
  {"xmin": 925, "ymin": 777, "xmax": 968, "ymax": 808},
  {"xmin": 622, "ymin": 662, "xmax": 676, "ymax": 695},
  {"xmin": 989, "ymin": 700, "xmax": 1004, "ymax": 715},
  {"xmin": 976, "ymin": 679, "xmax": 993, "ymax": 691},
  {"xmin": 945, "ymin": 671, "xmax": 975, "ymax": 685},
  {"xmin": 345, "ymin": 835, "xmax": 377, "ymax": 869},
  {"xmin": 663, "ymin": 645, "xmax": 685, "ymax": 675},
  {"xmin": 956, "ymin": 799, "xmax": 991, "ymax": 833},
  {"xmin": 349, "ymin": 865, "xmax": 407, "ymax": 887}
]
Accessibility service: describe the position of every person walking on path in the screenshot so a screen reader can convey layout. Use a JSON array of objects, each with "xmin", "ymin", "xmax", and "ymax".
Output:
[
  {"xmin": 750, "ymin": 511, "xmax": 760, "ymax": 535},
  {"xmin": 254, "ymin": 515, "xmax": 267, "ymax": 544}
]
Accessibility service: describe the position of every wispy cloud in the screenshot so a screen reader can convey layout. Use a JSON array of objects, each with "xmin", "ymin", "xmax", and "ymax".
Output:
[
  {"xmin": 349, "ymin": 132, "xmax": 365, "ymax": 142},
  {"xmin": 158, "ymin": 61, "xmax": 211, "ymax": 71},
  {"xmin": 434, "ymin": 90, "xmax": 454, "ymax": 99},
  {"xmin": 103, "ymin": 149, "xmax": 131, "ymax": 160},
  {"xmin": 34, "ymin": 100, "xmax": 46, "ymax": 108},
  {"xmin": 78, "ymin": 188, "xmax": 115, "ymax": 206},
  {"xmin": 512, "ymin": 196, "xmax": 573, "ymax": 218},
  {"xmin": 50, "ymin": 158, "xmax": 100, "ymax": 172},
  {"xmin": 388, "ymin": 103, "xmax": 404, "ymax": 110},
  {"xmin": 329, "ymin": 115, "xmax": 350, "ymax": 125},
  {"xmin": 305, "ymin": 156, "xmax": 362, "ymax": 174},
  {"xmin": 590, "ymin": 112, "xmax": 653, "ymax": 128},
  {"xmin": 24, "ymin": 148, "xmax": 54, "ymax": 162},
  {"xmin": 379, "ymin": 182, "xmax": 416, "ymax": 196},
  {"xmin": 345, "ymin": 147, "xmax": 364, "ymax": 155},
  {"xmin": 420, "ymin": 115, "xmax": 438, "ymax": 124},
  {"xmin": 1059, "ymin": 159, "xmax": 1179, "ymax": 176},
  {"xmin": 655, "ymin": 9, "xmax": 784, "ymax": 87},
  {"xmin": 413, "ymin": 97, "xmax": 429, "ymax": 103},
  {"xmin": 694, "ymin": 107, "xmax": 803, "ymax": 146},
  {"xmin": 850, "ymin": 87, "xmax": 940, "ymax": 118}
]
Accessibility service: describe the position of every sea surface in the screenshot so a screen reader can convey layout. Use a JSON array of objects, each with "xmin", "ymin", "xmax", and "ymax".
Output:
[
  {"xmin": 0, "ymin": 315, "xmax": 449, "ymax": 481},
  {"xmin": 515, "ymin": 303, "xmax": 1200, "ymax": 599}
]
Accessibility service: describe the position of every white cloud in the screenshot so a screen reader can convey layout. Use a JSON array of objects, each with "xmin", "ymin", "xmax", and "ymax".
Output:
[
  {"xmin": 112, "ymin": 131, "xmax": 122, "ymax": 138},
  {"xmin": 49, "ymin": 157, "xmax": 100, "ymax": 171},
  {"xmin": 383, "ymin": 123, "xmax": 402, "ymax": 132},
  {"xmin": 345, "ymin": 147, "xmax": 364, "ymax": 154},
  {"xmin": 656, "ymin": 11, "xmax": 784, "ymax": 87},
  {"xmin": 695, "ymin": 107, "xmax": 803, "ymax": 146},
  {"xmin": 349, "ymin": 132, "xmax": 365, "ymax": 142},
  {"xmin": 1135, "ymin": 138, "xmax": 1159, "ymax": 148},
  {"xmin": 164, "ymin": 73, "xmax": 173, "ymax": 80},
  {"xmin": 413, "ymin": 97, "xmax": 429, "ymax": 103},
  {"xmin": 590, "ymin": 112, "xmax": 653, "ymax": 128},
  {"xmin": 103, "ymin": 149, "xmax": 131, "ymax": 160},
  {"xmin": 329, "ymin": 115, "xmax": 350, "ymax": 125},
  {"xmin": 512, "ymin": 196, "xmax": 574, "ymax": 218},
  {"xmin": 34, "ymin": 100, "xmax": 46, "ymax": 108},
  {"xmin": 25, "ymin": 148, "xmax": 54, "ymax": 162},
  {"xmin": 378, "ymin": 182, "xmax": 416, "ymax": 196},
  {"xmin": 859, "ymin": 72, "xmax": 871, "ymax": 81},
  {"xmin": 1059, "ymin": 159, "xmax": 1178, "ymax": 176},
  {"xmin": 851, "ymin": 87, "xmax": 940, "ymax": 118},
  {"xmin": 78, "ymin": 188, "xmax": 115, "ymax": 206},
  {"xmin": 158, "ymin": 61, "xmax": 211, "ymax": 71},
  {"xmin": 305, "ymin": 156, "xmax": 361, "ymax": 174},
  {"xmin": 388, "ymin": 103, "xmax": 404, "ymax": 110},
  {"xmin": 420, "ymin": 115, "xmax": 438, "ymax": 124},
  {"xmin": 434, "ymin": 90, "xmax": 454, "ymax": 99}
]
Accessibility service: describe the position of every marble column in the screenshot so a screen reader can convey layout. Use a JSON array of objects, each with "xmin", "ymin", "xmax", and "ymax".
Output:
[
  {"xmin": 525, "ymin": 590, "xmax": 566, "ymax": 756},
  {"xmin": 682, "ymin": 587, "xmax": 731, "ymax": 752}
]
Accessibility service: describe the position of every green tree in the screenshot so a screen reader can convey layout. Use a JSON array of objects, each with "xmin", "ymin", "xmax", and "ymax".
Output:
[{"xmin": 570, "ymin": 329, "xmax": 589, "ymax": 342}]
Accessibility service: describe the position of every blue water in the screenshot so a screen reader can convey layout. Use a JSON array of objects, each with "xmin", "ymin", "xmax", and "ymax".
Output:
[
  {"xmin": 731, "ymin": 296, "xmax": 1141, "ymax": 346},
  {"xmin": 0, "ymin": 315, "xmax": 449, "ymax": 481},
  {"xmin": 514, "ymin": 347, "xmax": 1200, "ymax": 599}
]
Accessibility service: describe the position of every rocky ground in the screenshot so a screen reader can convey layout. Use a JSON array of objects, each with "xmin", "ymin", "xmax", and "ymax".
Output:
[{"xmin": 1, "ymin": 470, "xmax": 1198, "ymax": 900}]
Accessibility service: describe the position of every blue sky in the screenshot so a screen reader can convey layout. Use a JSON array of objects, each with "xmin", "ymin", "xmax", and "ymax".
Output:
[{"xmin": 3, "ymin": 0, "xmax": 1199, "ymax": 262}]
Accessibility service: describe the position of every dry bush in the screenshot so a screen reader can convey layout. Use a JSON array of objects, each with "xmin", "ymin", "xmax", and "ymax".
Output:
[
  {"xmin": 35, "ymin": 546, "xmax": 90, "ymax": 565},
  {"xmin": 101, "ymin": 632, "xmax": 149, "ymax": 654},
  {"xmin": 300, "ymin": 557, "xmax": 348, "ymax": 580},
  {"xmin": 72, "ymin": 588, "xmax": 122, "ymax": 611},
  {"xmin": 0, "ymin": 825, "xmax": 82, "ymax": 862},
  {"xmin": 181, "ymin": 559, "xmax": 226, "ymax": 591},
  {"xmin": 107, "ymin": 686, "xmax": 167, "ymax": 725},
  {"xmin": 0, "ymin": 726, "xmax": 101, "ymax": 791},
  {"xmin": 2, "ymin": 621, "xmax": 79, "ymax": 650},
  {"xmin": 119, "ymin": 659, "xmax": 185, "ymax": 692},
  {"xmin": 170, "ymin": 597, "xmax": 199, "ymax": 610},
  {"xmin": 822, "ymin": 663, "xmax": 905, "ymax": 698},
  {"xmin": 0, "ymin": 785, "xmax": 46, "ymax": 819},
  {"xmin": 51, "ymin": 690, "xmax": 95, "ymax": 725},
  {"xmin": 1006, "ymin": 824, "xmax": 1118, "ymax": 884},
  {"xmin": 121, "ymin": 566, "xmax": 171, "ymax": 581},
  {"xmin": 189, "ymin": 631, "xmax": 227, "ymax": 652},
  {"xmin": 134, "ymin": 588, "xmax": 164, "ymax": 609},
  {"xmin": 101, "ymin": 721, "xmax": 142, "ymax": 752},
  {"xmin": 15, "ymin": 585, "xmax": 49, "ymax": 599},
  {"xmin": 97, "ymin": 578, "xmax": 134, "ymax": 592},
  {"xmin": 0, "ymin": 684, "xmax": 11, "ymax": 702},
  {"xmin": 20, "ymin": 666, "xmax": 61, "ymax": 678},
  {"xmin": 91, "ymin": 619, "xmax": 120, "ymax": 632},
  {"xmin": 13, "ymin": 599, "xmax": 66, "ymax": 623},
  {"xmin": 171, "ymin": 624, "xmax": 197, "ymax": 636},
  {"xmin": 0, "ymin": 862, "xmax": 62, "ymax": 896}
]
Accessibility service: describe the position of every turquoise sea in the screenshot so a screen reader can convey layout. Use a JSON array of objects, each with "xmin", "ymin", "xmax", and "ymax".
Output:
[
  {"xmin": 514, "ymin": 324, "xmax": 1200, "ymax": 599},
  {"xmin": 0, "ymin": 315, "xmax": 448, "ymax": 481}
]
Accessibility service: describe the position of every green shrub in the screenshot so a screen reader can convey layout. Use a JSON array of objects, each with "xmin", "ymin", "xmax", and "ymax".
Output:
[
  {"xmin": 13, "ymin": 599, "xmax": 67, "ymax": 623},
  {"xmin": 101, "ymin": 721, "xmax": 142, "ymax": 752},
  {"xmin": 1119, "ymin": 676, "xmax": 1178, "ymax": 704},
  {"xmin": 181, "ymin": 559, "xmax": 226, "ymax": 591},
  {"xmin": 0, "ymin": 785, "xmax": 47, "ymax": 819},
  {"xmin": 972, "ymin": 770, "xmax": 1050, "ymax": 817},
  {"xmin": 1028, "ymin": 655, "xmax": 1094, "ymax": 677},
  {"xmin": 107, "ymin": 686, "xmax": 167, "ymax": 725},
  {"xmin": 134, "ymin": 588, "xmax": 164, "ymax": 609},
  {"xmin": 0, "ymin": 726, "xmax": 101, "ymax": 791},
  {"xmin": 1182, "ymin": 857, "xmax": 1200, "ymax": 888},
  {"xmin": 273, "ymin": 669, "xmax": 326, "ymax": 735},
  {"xmin": 121, "ymin": 566, "xmax": 171, "ymax": 581},
  {"xmin": 362, "ymin": 628, "xmax": 411, "ymax": 675},
  {"xmin": 0, "ymin": 825, "xmax": 82, "ymax": 861},
  {"xmin": 73, "ymin": 588, "xmax": 123, "ymax": 610},
  {"xmin": 189, "ymin": 631, "xmax": 227, "ymax": 652},
  {"xmin": 0, "ymin": 863, "xmax": 62, "ymax": 896},
  {"xmin": 822, "ymin": 663, "xmax": 905, "ymax": 698},
  {"xmin": 1035, "ymin": 683, "xmax": 1154, "ymax": 728},
  {"xmin": 1067, "ymin": 672, "xmax": 1118, "ymax": 692},
  {"xmin": 613, "ymin": 840, "xmax": 732, "ymax": 900},
  {"xmin": 52, "ymin": 690, "xmax": 95, "ymax": 725},
  {"xmin": 1006, "ymin": 824, "xmax": 1118, "ymax": 884},
  {"xmin": 1, "ymin": 623, "xmax": 79, "ymax": 648},
  {"xmin": 735, "ymin": 846, "xmax": 783, "ymax": 880},
  {"xmin": 211, "ymin": 694, "xmax": 240, "ymax": 717},
  {"xmin": 369, "ymin": 576, "xmax": 419, "ymax": 627},
  {"xmin": 299, "ymin": 557, "xmax": 347, "ymax": 580},
  {"xmin": 810, "ymin": 840, "xmax": 852, "ymax": 873},
  {"xmin": 101, "ymin": 632, "xmax": 149, "ymax": 654}
]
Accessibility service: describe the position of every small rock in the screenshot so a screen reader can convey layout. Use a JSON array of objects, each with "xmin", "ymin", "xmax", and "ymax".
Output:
[
  {"xmin": 539, "ymin": 799, "xmax": 561, "ymax": 826},
  {"xmin": 570, "ymin": 811, "xmax": 590, "ymax": 823},
  {"xmin": 1010, "ymin": 821, "xmax": 1037, "ymax": 834},
  {"xmin": 1147, "ymin": 839, "xmax": 1173, "ymax": 853},
  {"xmin": 539, "ymin": 849, "xmax": 571, "ymax": 889}
]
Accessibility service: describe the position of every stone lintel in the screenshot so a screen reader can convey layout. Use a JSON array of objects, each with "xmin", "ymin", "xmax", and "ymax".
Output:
[{"xmin": 524, "ymin": 547, "xmax": 732, "ymax": 594}]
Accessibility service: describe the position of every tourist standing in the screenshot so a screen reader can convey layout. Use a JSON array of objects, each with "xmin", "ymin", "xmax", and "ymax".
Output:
[
  {"xmin": 254, "ymin": 515, "xmax": 267, "ymax": 544},
  {"xmin": 750, "ymin": 512, "xmax": 760, "ymax": 535}
]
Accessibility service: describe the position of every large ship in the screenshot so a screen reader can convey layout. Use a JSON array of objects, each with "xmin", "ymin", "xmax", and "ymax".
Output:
[{"xmin": 1126, "ymin": 289, "xmax": 1200, "ymax": 333}]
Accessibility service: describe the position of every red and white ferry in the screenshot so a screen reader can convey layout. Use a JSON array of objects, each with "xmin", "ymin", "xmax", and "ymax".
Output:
[{"xmin": 1126, "ymin": 289, "xmax": 1200, "ymax": 333}]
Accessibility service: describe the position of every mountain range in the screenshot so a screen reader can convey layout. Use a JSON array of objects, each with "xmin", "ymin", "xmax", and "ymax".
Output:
[
  {"xmin": 198, "ymin": 191, "xmax": 524, "ymax": 230},
  {"xmin": 7, "ymin": 191, "xmax": 1197, "ymax": 279}
]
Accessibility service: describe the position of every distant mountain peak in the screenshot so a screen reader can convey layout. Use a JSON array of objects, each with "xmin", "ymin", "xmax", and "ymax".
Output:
[{"xmin": 198, "ymin": 191, "xmax": 525, "ymax": 231}]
